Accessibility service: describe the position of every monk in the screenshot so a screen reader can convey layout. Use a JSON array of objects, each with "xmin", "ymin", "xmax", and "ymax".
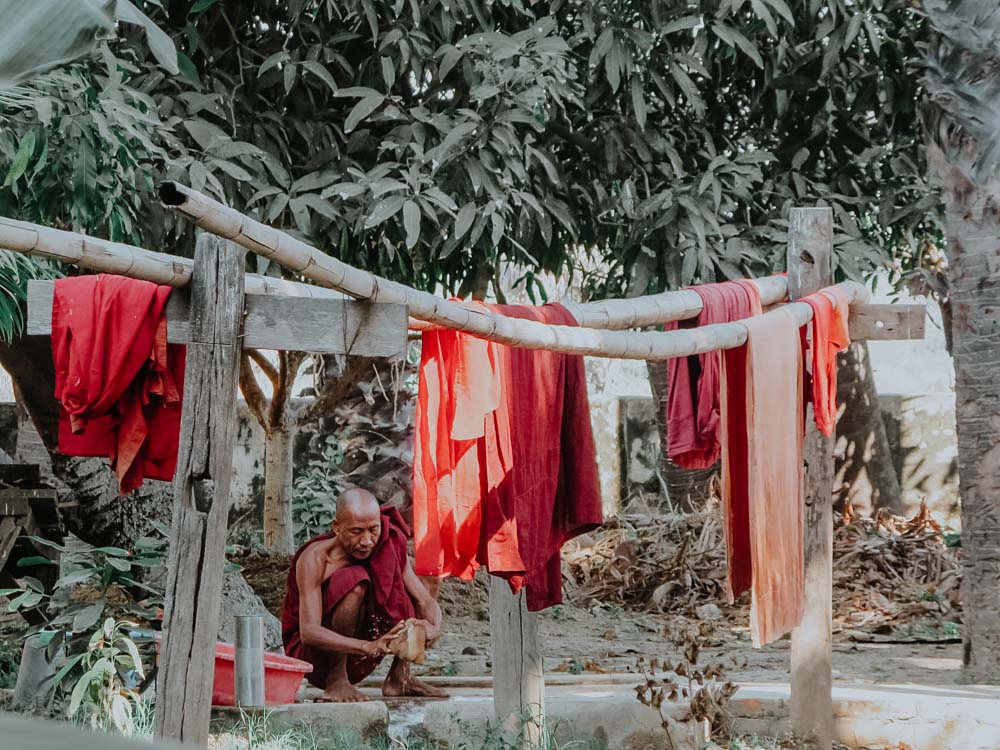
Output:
[{"xmin": 281, "ymin": 488, "xmax": 448, "ymax": 702}]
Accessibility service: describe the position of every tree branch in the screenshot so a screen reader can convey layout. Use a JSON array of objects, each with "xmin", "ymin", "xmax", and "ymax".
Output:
[
  {"xmin": 268, "ymin": 350, "xmax": 307, "ymax": 430},
  {"xmin": 246, "ymin": 348, "xmax": 281, "ymax": 388},
  {"xmin": 239, "ymin": 350, "xmax": 272, "ymax": 432},
  {"xmin": 299, "ymin": 356, "xmax": 376, "ymax": 427}
]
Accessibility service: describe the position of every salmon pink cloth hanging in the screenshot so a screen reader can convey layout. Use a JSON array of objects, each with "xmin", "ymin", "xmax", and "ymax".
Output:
[
  {"xmin": 801, "ymin": 287, "xmax": 851, "ymax": 436},
  {"xmin": 721, "ymin": 308, "xmax": 805, "ymax": 647},
  {"xmin": 412, "ymin": 302, "xmax": 602, "ymax": 611},
  {"xmin": 664, "ymin": 280, "xmax": 763, "ymax": 469},
  {"xmin": 52, "ymin": 275, "xmax": 185, "ymax": 494}
]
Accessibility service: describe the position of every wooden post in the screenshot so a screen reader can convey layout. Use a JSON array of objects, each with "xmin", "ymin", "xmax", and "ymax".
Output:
[
  {"xmin": 155, "ymin": 234, "xmax": 245, "ymax": 744},
  {"xmin": 788, "ymin": 207, "xmax": 835, "ymax": 750},
  {"xmin": 489, "ymin": 578, "xmax": 545, "ymax": 747}
]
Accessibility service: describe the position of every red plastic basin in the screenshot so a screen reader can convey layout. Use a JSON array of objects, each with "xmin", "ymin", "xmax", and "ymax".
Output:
[{"xmin": 155, "ymin": 638, "xmax": 313, "ymax": 706}]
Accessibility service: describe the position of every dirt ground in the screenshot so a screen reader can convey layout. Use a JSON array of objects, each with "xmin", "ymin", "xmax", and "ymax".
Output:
[{"xmin": 233, "ymin": 547, "xmax": 963, "ymax": 688}]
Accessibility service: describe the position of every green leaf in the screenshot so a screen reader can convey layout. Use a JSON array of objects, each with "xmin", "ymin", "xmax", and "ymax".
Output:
[
  {"xmin": 454, "ymin": 202, "xmax": 476, "ymax": 240},
  {"xmin": 589, "ymin": 27, "xmax": 614, "ymax": 69},
  {"xmin": 344, "ymin": 94, "xmax": 385, "ymax": 133},
  {"xmin": 750, "ymin": 0, "xmax": 778, "ymax": 37},
  {"xmin": 115, "ymin": 0, "xmax": 179, "ymax": 74},
  {"xmin": 669, "ymin": 63, "xmax": 705, "ymax": 118},
  {"xmin": 209, "ymin": 159, "xmax": 254, "ymax": 182},
  {"xmin": 190, "ymin": 0, "xmax": 218, "ymax": 13},
  {"xmin": 289, "ymin": 197, "xmax": 311, "ymax": 235},
  {"xmin": 107, "ymin": 557, "xmax": 131, "ymax": 571},
  {"xmin": 712, "ymin": 24, "xmax": 763, "ymax": 68},
  {"xmin": 56, "ymin": 569, "xmax": 97, "ymax": 588},
  {"xmin": 93, "ymin": 546, "xmax": 129, "ymax": 557},
  {"xmin": 4, "ymin": 130, "xmax": 36, "ymax": 187},
  {"xmin": 73, "ymin": 601, "xmax": 105, "ymax": 632},
  {"xmin": 403, "ymin": 200, "xmax": 421, "ymax": 249},
  {"xmin": 364, "ymin": 195, "xmax": 406, "ymax": 229},
  {"xmin": 302, "ymin": 60, "xmax": 338, "ymax": 95},
  {"xmin": 259, "ymin": 51, "xmax": 290, "ymax": 76},
  {"xmin": 324, "ymin": 182, "xmax": 366, "ymax": 200},
  {"xmin": 490, "ymin": 213, "xmax": 505, "ymax": 247},
  {"xmin": 605, "ymin": 43, "xmax": 621, "ymax": 92},
  {"xmin": 681, "ymin": 248, "xmax": 698, "ymax": 286},
  {"xmin": 439, "ymin": 46, "xmax": 463, "ymax": 80},
  {"xmin": 763, "ymin": 0, "xmax": 795, "ymax": 25},
  {"xmin": 631, "ymin": 77, "xmax": 647, "ymax": 130},
  {"xmin": 844, "ymin": 13, "xmax": 864, "ymax": 50},
  {"xmin": 121, "ymin": 637, "xmax": 145, "ymax": 679},
  {"xmin": 662, "ymin": 15, "xmax": 702, "ymax": 35},
  {"xmin": 16, "ymin": 555, "xmax": 53, "ymax": 568},
  {"xmin": 381, "ymin": 57, "xmax": 395, "ymax": 88},
  {"xmin": 283, "ymin": 63, "xmax": 297, "ymax": 94},
  {"xmin": 50, "ymin": 653, "xmax": 86, "ymax": 690},
  {"xmin": 176, "ymin": 51, "xmax": 200, "ymax": 84}
]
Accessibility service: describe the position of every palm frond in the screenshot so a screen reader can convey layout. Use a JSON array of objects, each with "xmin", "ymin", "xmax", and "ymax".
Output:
[
  {"xmin": 0, "ymin": 250, "xmax": 61, "ymax": 343},
  {"xmin": 922, "ymin": 0, "xmax": 1000, "ymax": 181}
]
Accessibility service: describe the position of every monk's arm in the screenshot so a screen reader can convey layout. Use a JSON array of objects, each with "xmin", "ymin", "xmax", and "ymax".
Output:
[
  {"xmin": 402, "ymin": 558, "xmax": 443, "ymax": 643},
  {"xmin": 296, "ymin": 554, "xmax": 387, "ymax": 657}
]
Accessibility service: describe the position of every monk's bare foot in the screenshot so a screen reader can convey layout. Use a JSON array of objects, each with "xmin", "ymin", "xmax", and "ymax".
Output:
[
  {"xmin": 381, "ymin": 675, "xmax": 449, "ymax": 699},
  {"xmin": 316, "ymin": 682, "xmax": 368, "ymax": 703}
]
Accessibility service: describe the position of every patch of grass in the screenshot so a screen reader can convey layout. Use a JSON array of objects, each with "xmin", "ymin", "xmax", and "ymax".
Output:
[{"xmin": 0, "ymin": 640, "xmax": 20, "ymax": 690}]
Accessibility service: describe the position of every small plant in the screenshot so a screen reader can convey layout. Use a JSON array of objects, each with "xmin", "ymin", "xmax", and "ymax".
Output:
[
  {"xmin": 60, "ymin": 617, "xmax": 146, "ymax": 733},
  {"xmin": 635, "ymin": 622, "xmax": 739, "ymax": 749},
  {"xmin": 292, "ymin": 435, "xmax": 346, "ymax": 544},
  {"xmin": 0, "ymin": 639, "xmax": 20, "ymax": 689}
]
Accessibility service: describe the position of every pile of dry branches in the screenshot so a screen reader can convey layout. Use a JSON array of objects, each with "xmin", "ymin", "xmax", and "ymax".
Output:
[{"xmin": 563, "ymin": 502, "xmax": 961, "ymax": 637}]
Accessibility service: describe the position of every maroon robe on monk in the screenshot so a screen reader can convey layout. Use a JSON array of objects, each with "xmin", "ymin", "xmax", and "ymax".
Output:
[{"xmin": 281, "ymin": 506, "xmax": 415, "ymax": 687}]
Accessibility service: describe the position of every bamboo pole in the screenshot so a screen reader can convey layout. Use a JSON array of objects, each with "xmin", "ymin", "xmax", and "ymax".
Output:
[
  {"xmin": 157, "ymin": 181, "xmax": 791, "ymax": 330},
  {"xmin": 0, "ymin": 216, "xmax": 344, "ymax": 301}
]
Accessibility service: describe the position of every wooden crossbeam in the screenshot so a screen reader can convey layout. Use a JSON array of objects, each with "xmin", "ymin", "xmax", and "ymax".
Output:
[{"xmin": 26, "ymin": 280, "xmax": 407, "ymax": 357}]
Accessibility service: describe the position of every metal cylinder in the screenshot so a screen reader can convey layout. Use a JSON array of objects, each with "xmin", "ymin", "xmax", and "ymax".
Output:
[
  {"xmin": 234, "ymin": 615, "xmax": 265, "ymax": 708},
  {"xmin": 13, "ymin": 635, "xmax": 57, "ymax": 709}
]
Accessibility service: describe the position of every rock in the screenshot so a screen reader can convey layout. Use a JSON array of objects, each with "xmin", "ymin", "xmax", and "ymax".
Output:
[{"xmin": 695, "ymin": 603, "xmax": 722, "ymax": 621}]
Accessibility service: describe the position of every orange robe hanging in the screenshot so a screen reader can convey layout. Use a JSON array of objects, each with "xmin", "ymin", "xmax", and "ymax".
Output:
[
  {"xmin": 801, "ymin": 287, "xmax": 851, "ymax": 436},
  {"xmin": 721, "ymin": 308, "xmax": 805, "ymax": 647}
]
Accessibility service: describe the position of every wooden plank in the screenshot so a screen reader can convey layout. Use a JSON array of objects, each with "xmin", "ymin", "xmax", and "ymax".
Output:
[
  {"xmin": 0, "ymin": 517, "xmax": 20, "ymax": 570},
  {"xmin": 27, "ymin": 280, "xmax": 407, "ymax": 357},
  {"xmin": 154, "ymin": 234, "xmax": 245, "ymax": 745},
  {"xmin": 848, "ymin": 303, "xmax": 925, "ymax": 341},
  {"xmin": 788, "ymin": 207, "xmax": 834, "ymax": 750},
  {"xmin": 489, "ymin": 577, "xmax": 545, "ymax": 748}
]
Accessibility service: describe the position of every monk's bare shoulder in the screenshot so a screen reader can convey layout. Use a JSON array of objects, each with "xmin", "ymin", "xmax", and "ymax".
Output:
[{"xmin": 295, "ymin": 539, "xmax": 335, "ymax": 586}]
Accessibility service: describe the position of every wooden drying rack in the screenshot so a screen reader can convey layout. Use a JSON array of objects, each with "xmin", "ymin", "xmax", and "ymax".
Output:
[{"xmin": 3, "ymin": 198, "xmax": 924, "ymax": 750}]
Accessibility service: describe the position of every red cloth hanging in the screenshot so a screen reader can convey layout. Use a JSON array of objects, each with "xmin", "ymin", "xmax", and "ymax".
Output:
[
  {"xmin": 664, "ymin": 281, "xmax": 763, "ymax": 469},
  {"xmin": 801, "ymin": 287, "xmax": 851, "ymax": 436},
  {"xmin": 411, "ymin": 302, "xmax": 603, "ymax": 611},
  {"xmin": 721, "ymin": 308, "xmax": 805, "ymax": 647},
  {"xmin": 51, "ymin": 275, "xmax": 185, "ymax": 494},
  {"xmin": 480, "ymin": 302, "xmax": 603, "ymax": 611}
]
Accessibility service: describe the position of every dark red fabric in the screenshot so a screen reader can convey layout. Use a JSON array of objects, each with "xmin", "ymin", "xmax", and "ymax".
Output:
[
  {"xmin": 51, "ymin": 275, "xmax": 185, "ymax": 494},
  {"xmin": 801, "ymin": 287, "xmax": 851, "ymax": 436},
  {"xmin": 410, "ymin": 302, "xmax": 603, "ymax": 611},
  {"xmin": 480, "ymin": 302, "xmax": 603, "ymax": 611},
  {"xmin": 281, "ymin": 507, "xmax": 415, "ymax": 686},
  {"xmin": 665, "ymin": 281, "xmax": 763, "ymax": 469}
]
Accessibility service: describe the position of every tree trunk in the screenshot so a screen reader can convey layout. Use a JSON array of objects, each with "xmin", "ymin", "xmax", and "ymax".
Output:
[
  {"xmin": 645, "ymin": 360, "xmax": 717, "ymax": 512},
  {"xmin": 0, "ymin": 333, "xmax": 282, "ymax": 647},
  {"xmin": 263, "ymin": 427, "xmax": 295, "ymax": 554},
  {"xmin": 833, "ymin": 342, "xmax": 904, "ymax": 515},
  {"xmin": 931, "ymin": 153, "xmax": 1000, "ymax": 682}
]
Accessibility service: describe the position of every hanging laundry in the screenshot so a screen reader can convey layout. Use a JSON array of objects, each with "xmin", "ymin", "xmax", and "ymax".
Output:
[
  {"xmin": 412, "ymin": 302, "xmax": 504, "ymax": 581},
  {"xmin": 801, "ymin": 287, "xmax": 851, "ymax": 436},
  {"xmin": 52, "ymin": 275, "xmax": 185, "ymax": 494},
  {"xmin": 721, "ymin": 308, "xmax": 804, "ymax": 647},
  {"xmin": 411, "ymin": 302, "xmax": 602, "ymax": 611},
  {"xmin": 665, "ymin": 280, "xmax": 762, "ymax": 469},
  {"xmin": 480, "ymin": 302, "xmax": 603, "ymax": 611}
]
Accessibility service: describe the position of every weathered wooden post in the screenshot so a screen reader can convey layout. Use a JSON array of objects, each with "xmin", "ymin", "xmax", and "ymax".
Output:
[
  {"xmin": 155, "ymin": 234, "xmax": 245, "ymax": 744},
  {"xmin": 788, "ymin": 207, "xmax": 835, "ymax": 750},
  {"xmin": 489, "ymin": 579, "xmax": 545, "ymax": 747}
]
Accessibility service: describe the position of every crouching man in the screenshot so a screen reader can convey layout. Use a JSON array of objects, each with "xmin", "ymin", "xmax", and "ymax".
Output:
[{"xmin": 281, "ymin": 487, "xmax": 447, "ymax": 702}]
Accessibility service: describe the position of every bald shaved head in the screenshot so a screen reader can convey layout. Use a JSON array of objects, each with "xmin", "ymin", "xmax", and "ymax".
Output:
[{"xmin": 333, "ymin": 488, "xmax": 382, "ymax": 560}]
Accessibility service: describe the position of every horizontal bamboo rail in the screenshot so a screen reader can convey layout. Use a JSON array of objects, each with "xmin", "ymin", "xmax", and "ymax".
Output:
[
  {"xmin": 157, "ymin": 181, "xmax": 791, "ymax": 330},
  {"xmin": 157, "ymin": 182, "xmax": 868, "ymax": 360},
  {"xmin": 0, "ymin": 216, "xmax": 344, "ymax": 301}
]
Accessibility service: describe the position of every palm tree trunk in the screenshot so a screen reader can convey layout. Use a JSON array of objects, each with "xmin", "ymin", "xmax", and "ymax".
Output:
[{"xmin": 932, "ymin": 155, "xmax": 1000, "ymax": 681}]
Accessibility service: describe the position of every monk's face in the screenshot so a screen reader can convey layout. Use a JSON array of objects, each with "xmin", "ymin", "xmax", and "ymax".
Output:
[{"xmin": 334, "ymin": 503, "xmax": 382, "ymax": 560}]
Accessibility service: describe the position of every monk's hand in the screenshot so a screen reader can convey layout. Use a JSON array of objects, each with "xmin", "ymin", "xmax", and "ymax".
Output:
[
  {"xmin": 362, "ymin": 622, "xmax": 405, "ymax": 658},
  {"xmin": 416, "ymin": 618, "xmax": 441, "ymax": 646}
]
